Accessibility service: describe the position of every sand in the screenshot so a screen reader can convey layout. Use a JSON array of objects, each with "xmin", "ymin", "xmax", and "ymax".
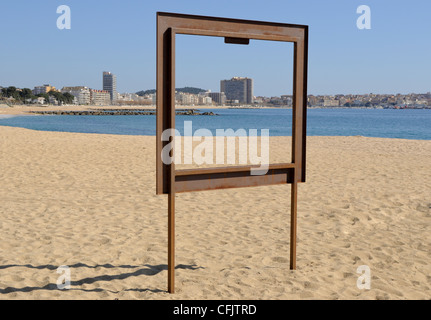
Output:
[{"xmin": 0, "ymin": 125, "xmax": 430, "ymax": 300}]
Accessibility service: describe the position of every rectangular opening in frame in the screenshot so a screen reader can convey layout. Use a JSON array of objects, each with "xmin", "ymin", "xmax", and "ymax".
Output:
[{"xmin": 173, "ymin": 34, "xmax": 295, "ymax": 176}]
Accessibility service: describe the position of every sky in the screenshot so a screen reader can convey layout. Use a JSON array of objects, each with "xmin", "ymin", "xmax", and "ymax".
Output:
[{"xmin": 0, "ymin": 0, "xmax": 430, "ymax": 96}]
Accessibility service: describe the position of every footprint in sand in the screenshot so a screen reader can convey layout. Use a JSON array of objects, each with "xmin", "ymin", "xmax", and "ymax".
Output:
[
  {"xmin": 271, "ymin": 256, "xmax": 288, "ymax": 263},
  {"xmin": 352, "ymin": 256, "xmax": 361, "ymax": 264}
]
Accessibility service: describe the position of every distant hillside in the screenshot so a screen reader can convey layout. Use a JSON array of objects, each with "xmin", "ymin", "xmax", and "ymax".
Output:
[
  {"xmin": 136, "ymin": 89, "xmax": 156, "ymax": 96},
  {"xmin": 136, "ymin": 87, "xmax": 207, "ymax": 96}
]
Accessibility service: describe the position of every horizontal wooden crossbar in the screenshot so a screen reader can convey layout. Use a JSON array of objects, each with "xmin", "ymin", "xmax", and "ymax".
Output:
[{"xmin": 175, "ymin": 164, "xmax": 296, "ymax": 193}]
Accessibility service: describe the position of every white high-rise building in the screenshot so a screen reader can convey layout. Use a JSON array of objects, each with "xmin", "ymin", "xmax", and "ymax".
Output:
[{"xmin": 103, "ymin": 71, "xmax": 117, "ymax": 102}]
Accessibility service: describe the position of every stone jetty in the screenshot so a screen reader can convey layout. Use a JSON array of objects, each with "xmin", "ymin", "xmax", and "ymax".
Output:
[{"xmin": 27, "ymin": 108, "xmax": 218, "ymax": 116}]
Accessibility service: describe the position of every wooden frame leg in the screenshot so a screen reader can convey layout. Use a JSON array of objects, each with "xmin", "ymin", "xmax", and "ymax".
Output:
[
  {"xmin": 168, "ymin": 191, "xmax": 175, "ymax": 293},
  {"xmin": 290, "ymin": 181, "xmax": 298, "ymax": 270}
]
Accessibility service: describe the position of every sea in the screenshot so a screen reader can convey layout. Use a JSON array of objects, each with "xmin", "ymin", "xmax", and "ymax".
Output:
[{"xmin": 0, "ymin": 108, "xmax": 430, "ymax": 140}]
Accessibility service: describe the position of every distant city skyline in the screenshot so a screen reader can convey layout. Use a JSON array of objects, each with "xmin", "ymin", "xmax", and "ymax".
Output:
[
  {"xmin": 1, "ymin": 1, "xmax": 430, "ymax": 96},
  {"xmin": 2, "ymin": 78, "xmax": 430, "ymax": 108},
  {"xmin": 2, "ymin": 79, "xmax": 431, "ymax": 98}
]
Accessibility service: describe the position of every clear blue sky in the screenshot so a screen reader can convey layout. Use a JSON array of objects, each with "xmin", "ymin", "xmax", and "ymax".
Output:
[{"xmin": 1, "ymin": 0, "xmax": 430, "ymax": 96}]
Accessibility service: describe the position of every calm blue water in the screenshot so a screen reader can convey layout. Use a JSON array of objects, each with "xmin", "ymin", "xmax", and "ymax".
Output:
[{"xmin": 0, "ymin": 108, "xmax": 430, "ymax": 140}]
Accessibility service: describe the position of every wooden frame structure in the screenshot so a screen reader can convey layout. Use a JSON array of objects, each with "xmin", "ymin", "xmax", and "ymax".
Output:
[{"xmin": 156, "ymin": 12, "xmax": 308, "ymax": 293}]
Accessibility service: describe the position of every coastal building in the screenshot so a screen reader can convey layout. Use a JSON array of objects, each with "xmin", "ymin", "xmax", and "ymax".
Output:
[
  {"xmin": 33, "ymin": 84, "xmax": 56, "ymax": 95},
  {"xmin": 173, "ymin": 92, "xmax": 214, "ymax": 106},
  {"xmin": 32, "ymin": 96, "xmax": 46, "ymax": 104},
  {"xmin": 280, "ymin": 95, "xmax": 293, "ymax": 107},
  {"xmin": 198, "ymin": 94, "xmax": 212, "ymax": 105},
  {"xmin": 61, "ymin": 86, "xmax": 91, "ymax": 105},
  {"xmin": 308, "ymin": 95, "xmax": 318, "ymax": 106},
  {"xmin": 48, "ymin": 96, "xmax": 57, "ymax": 105},
  {"xmin": 206, "ymin": 91, "xmax": 226, "ymax": 105},
  {"xmin": 90, "ymin": 89, "xmax": 111, "ymax": 106},
  {"xmin": 116, "ymin": 93, "xmax": 152, "ymax": 105},
  {"xmin": 220, "ymin": 77, "xmax": 253, "ymax": 104},
  {"xmin": 323, "ymin": 98, "xmax": 340, "ymax": 107},
  {"xmin": 175, "ymin": 92, "xmax": 199, "ymax": 105},
  {"xmin": 253, "ymin": 96, "xmax": 264, "ymax": 104},
  {"xmin": 103, "ymin": 71, "xmax": 117, "ymax": 102}
]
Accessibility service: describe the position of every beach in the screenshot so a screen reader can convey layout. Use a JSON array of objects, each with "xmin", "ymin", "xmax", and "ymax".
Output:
[{"xmin": 0, "ymin": 125, "xmax": 430, "ymax": 300}]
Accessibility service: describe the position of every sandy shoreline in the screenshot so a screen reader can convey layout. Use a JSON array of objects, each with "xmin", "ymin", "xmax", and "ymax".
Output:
[{"xmin": 0, "ymin": 125, "xmax": 430, "ymax": 300}]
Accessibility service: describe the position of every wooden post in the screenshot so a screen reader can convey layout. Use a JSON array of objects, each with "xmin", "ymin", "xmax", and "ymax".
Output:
[
  {"xmin": 290, "ymin": 181, "xmax": 298, "ymax": 270},
  {"xmin": 168, "ymin": 189, "xmax": 175, "ymax": 293}
]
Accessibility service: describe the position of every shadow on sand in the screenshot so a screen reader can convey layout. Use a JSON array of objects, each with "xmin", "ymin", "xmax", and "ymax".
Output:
[{"xmin": 0, "ymin": 263, "xmax": 204, "ymax": 294}]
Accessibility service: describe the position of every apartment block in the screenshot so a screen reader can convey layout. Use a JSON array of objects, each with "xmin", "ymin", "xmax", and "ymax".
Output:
[
  {"xmin": 61, "ymin": 86, "xmax": 91, "ymax": 105},
  {"xmin": 220, "ymin": 77, "xmax": 253, "ymax": 104},
  {"xmin": 90, "ymin": 89, "xmax": 111, "ymax": 105},
  {"xmin": 33, "ymin": 84, "xmax": 56, "ymax": 95},
  {"xmin": 206, "ymin": 91, "xmax": 226, "ymax": 105}
]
